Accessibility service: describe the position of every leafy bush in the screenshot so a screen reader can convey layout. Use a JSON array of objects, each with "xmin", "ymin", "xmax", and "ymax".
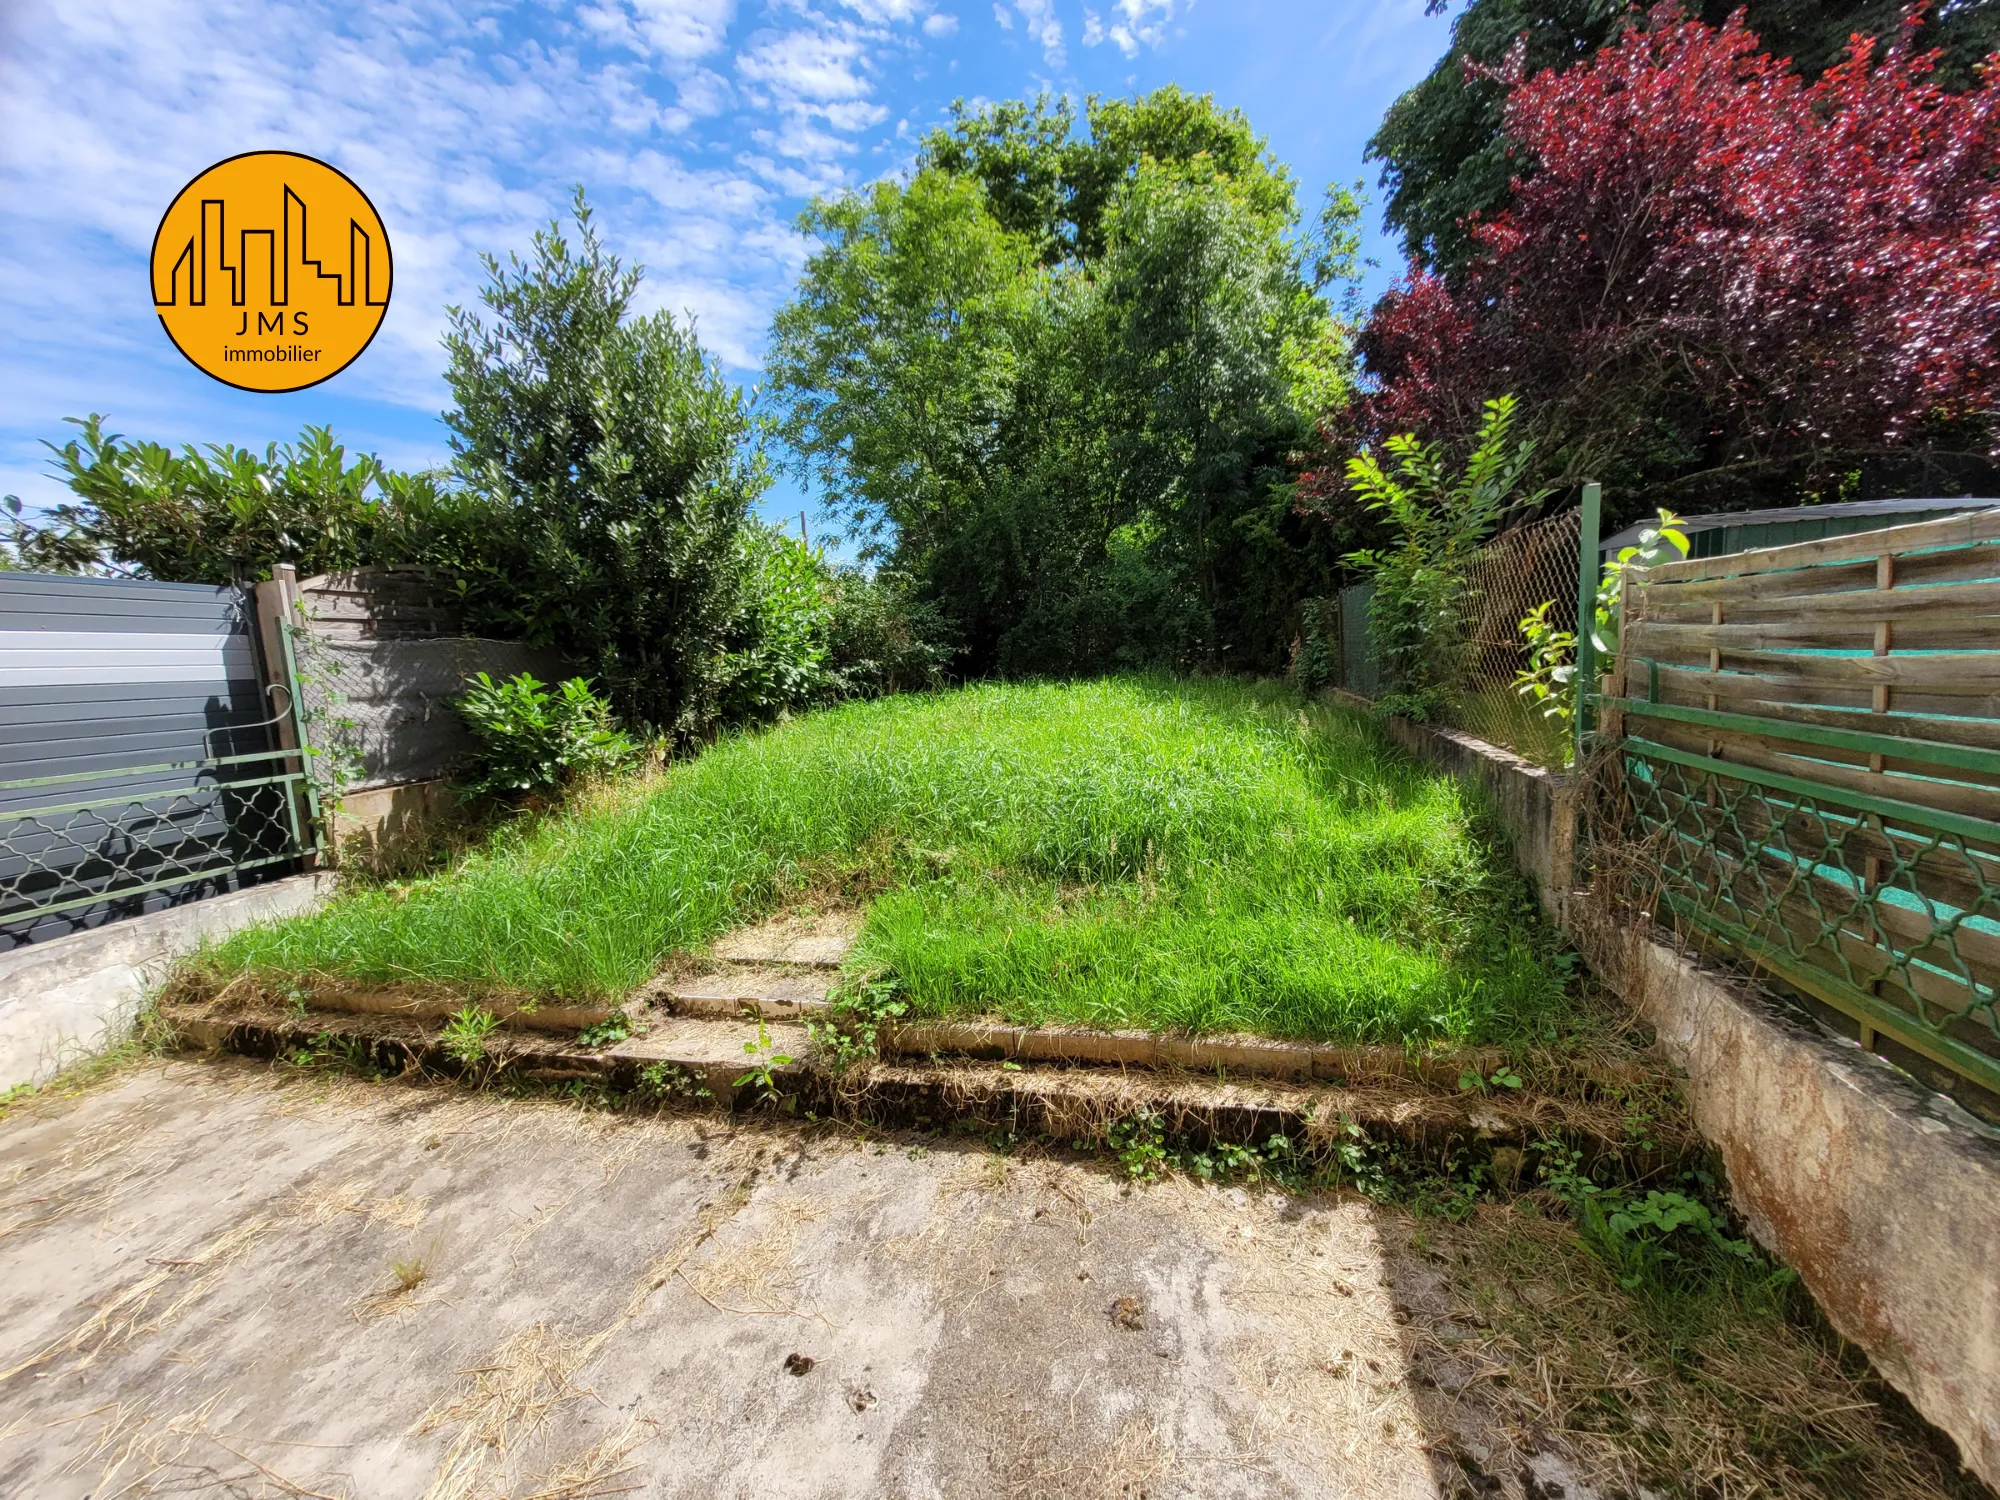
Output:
[
  {"xmin": 719, "ymin": 523, "xmax": 834, "ymax": 722},
  {"xmin": 443, "ymin": 190, "xmax": 765, "ymax": 741},
  {"xmin": 3, "ymin": 416, "xmax": 441, "ymax": 583},
  {"xmin": 1289, "ymin": 595, "xmax": 1339, "ymax": 693},
  {"xmin": 1318, "ymin": 9, "xmax": 2000, "ymax": 513},
  {"xmin": 1344, "ymin": 395, "xmax": 1549, "ymax": 719},
  {"xmin": 453, "ymin": 672, "xmax": 637, "ymax": 798},
  {"xmin": 823, "ymin": 570, "xmax": 954, "ymax": 697}
]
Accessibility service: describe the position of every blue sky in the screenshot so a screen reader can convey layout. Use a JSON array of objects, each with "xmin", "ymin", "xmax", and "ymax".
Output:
[{"xmin": 0, "ymin": 0, "xmax": 1448, "ymax": 536}]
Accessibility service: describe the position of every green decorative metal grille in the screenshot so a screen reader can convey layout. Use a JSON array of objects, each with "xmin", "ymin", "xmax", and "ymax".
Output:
[
  {"xmin": 1611, "ymin": 707, "xmax": 2000, "ymax": 1099},
  {"xmin": 0, "ymin": 744, "xmax": 318, "ymax": 926}
]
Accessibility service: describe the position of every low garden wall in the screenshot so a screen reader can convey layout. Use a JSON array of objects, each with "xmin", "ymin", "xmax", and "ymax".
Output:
[
  {"xmin": 1375, "ymin": 705, "xmax": 2000, "ymax": 1485},
  {"xmin": 0, "ymin": 872, "xmax": 334, "ymax": 1092}
]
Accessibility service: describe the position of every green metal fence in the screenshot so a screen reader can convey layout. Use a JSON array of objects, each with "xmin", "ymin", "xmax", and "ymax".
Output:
[{"xmin": 0, "ymin": 706, "xmax": 322, "ymax": 928}]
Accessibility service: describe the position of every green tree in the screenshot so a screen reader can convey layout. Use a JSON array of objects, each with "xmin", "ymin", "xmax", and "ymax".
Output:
[
  {"xmin": 1087, "ymin": 161, "xmax": 1340, "ymax": 668},
  {"xmin": 768, "ymin": 87, "xmax": 1358, "ymax": 677},
  {"xmin": 919, "ymin": 85, "xmax": 1297, "ymax": 264},
  {"xmin": 767, "ymin": 170, "xmax": 1039, "ymax": 568},
  {"xmin": 444, "ymin": 189, "xmax": 765, "ymax": 739},
  {"xmin": 1372, "ymin": 0, "xmax": 2000, "ymax": 275}
]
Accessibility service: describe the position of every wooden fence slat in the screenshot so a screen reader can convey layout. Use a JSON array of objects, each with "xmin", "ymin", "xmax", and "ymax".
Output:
[
  {"xmin": 1627, "ymin": 730, "xmax": 2000, "ymax": 859},
  {"xmin": 1621, "ymin": 636, "xmax": 2000, "ymax": 688},
  {"xmin": 1633, "ymin": 714, "xmax": 2000, "ymax": 793},
  {"xmin": 1639, "ymin": 576, "xmax": 2000, "ymax": 625},
  {"xmin": 1683, "ymin": 650, "xmax": 2000, "ymax": 692},
  {"xmin": 1637, "ymin": 508, "xmax": 2000, "ymax": 585},
  {"xmin": 1631, "ymin": 660, "xmax": 2000, "ymax": 720},
  {"xmin": 1637, "ymin": 727, "xmax": 2000, "ymax": 833},
  {"xmin": 1639, "ymin": 544, "xmax": 2000, "ymax": 607},
  {"xmin": 1629, "ymin": 618, "xmax": 2000, "ymax": 654},
  {"xmin": 1670, "ymin": 699, "xmax": 2000, "ymax": 754},
  {"xmin": 1666, "ymin": 834, "xmax": 1997, "ymax": 1047}
]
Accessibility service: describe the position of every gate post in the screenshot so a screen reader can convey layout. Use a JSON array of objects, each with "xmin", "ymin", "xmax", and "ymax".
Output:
[{"xmin": 252, "ymin": 564, "xmax": 322, "ymax": 869}]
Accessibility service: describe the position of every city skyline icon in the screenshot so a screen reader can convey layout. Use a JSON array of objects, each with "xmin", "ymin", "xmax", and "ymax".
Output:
[
  {"xmin": 149, "ymin": 151, "xmax": 392, "ymax": 393},
  {"xmin": 152, "ymin": 185, "xmax": 389, "ymax": 311}
]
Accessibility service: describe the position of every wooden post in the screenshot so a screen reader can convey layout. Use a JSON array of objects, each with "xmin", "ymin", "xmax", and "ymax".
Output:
[{"xmin": 1572, "ymin": 482, "xmax": 1602, "ymax": 763}]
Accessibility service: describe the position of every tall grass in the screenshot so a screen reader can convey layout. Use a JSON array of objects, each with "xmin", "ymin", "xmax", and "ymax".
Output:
[{"xmin": 212, "ymin": 678, "xmax": 1569, "ymax": 1044}]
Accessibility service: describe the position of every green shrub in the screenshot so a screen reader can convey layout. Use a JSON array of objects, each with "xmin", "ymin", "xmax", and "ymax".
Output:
[
  {"xmin": 454, "ymin": 672, "xmax": 637, "ymax": 798},
  {"xmin": 1345, "ymin": 395, "xmax": 1549, "ymax": 719},
  {"xmin": 823, "ymin": 570, "xmax": 954, "ymax": 698},
  {"xmin": 720, "ymin": 523, "xmax": 834, "ymax": 721},
  {"xmin": 1290, "ymin": 595, "xmax": 1339, "ymax": 692},
  {"xmin": 4, "ymin": 416, "xmax": 440, "ymax": 583},
  {"xmin": 442, "ymin": 190, "xmax": 765, "ymax": 742}
]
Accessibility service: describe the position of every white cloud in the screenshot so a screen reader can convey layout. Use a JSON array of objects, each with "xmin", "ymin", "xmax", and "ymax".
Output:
[
  {"xmin": 992, "ymin": 4, "xmax": 1013, "ymax": 28},
  {"xmin": 923, "ymin": 11, "xmax": 959, "ymax": 36},
  {"xmin": 1083, "ymin": 0, "xmax": 1186, "ymax": 55},
  {"xmin": 836, "ymin": 0, "xmax": 928, "ymax": 20},
  {"xmin": 1011, "ymin": 0, "xmax": 1064, "ymax": 66},
  {"xmin": 629, "ymin": 0, "xmax": 736, "ymax": 60},
  {"xmin": 738, "ymin": 28, "xmax": 875, "ymax": 102},
  {"xmin": 0, "ymin": 0, "xmax": 928, "ymax": 510}
]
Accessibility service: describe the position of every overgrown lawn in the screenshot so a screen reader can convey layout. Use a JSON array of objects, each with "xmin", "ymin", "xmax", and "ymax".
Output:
[{"xmin": 211, "ymin": 678, "xmax": 1571, "ymax": 1044}]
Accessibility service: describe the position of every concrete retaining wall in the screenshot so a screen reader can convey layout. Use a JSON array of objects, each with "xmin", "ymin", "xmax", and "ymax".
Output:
[
  {"xmin": 1373, "ymin": 705, "xmax": 2000, "ymax": 1486},
  {"xmin": 1629, "ymin": 937, "xmax": 2000, "ymax": 1481},
  {"xmin": 0, "ymin": 872, "xmax": 334, "ymax": 1091}
]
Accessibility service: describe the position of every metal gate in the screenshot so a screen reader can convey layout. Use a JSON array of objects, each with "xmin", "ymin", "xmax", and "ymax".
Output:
[{"xmin": 0, "ymin": 572, "xmax": 320, "ymax": 950}]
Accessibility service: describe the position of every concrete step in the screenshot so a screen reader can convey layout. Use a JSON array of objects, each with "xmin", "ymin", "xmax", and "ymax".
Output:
[
  {"xmin": 662, "ymin": 967, "xmax": 832, "ymax": 1020},
  {"xmin": 165, "ymin": 1001, "xmax": 1691, "ymax": 1177},
  {"xmin": 711, "ymin": 908, "xmax": 858, "ymax": 968}
]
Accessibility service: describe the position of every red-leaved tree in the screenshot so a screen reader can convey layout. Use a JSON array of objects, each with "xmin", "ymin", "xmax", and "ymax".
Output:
[{"xmin": 1301, "ymin": 5, "xmax": 2000, "ymax": 520}]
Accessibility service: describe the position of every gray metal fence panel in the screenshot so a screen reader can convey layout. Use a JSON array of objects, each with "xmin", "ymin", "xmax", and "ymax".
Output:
[
  {"xmin": 0, "ymin": 572, "xmax": 302, "ymax": 950},
  {"xmin": 1337, "ymin": 582, "xmax": 1380, "ymax": 697}
]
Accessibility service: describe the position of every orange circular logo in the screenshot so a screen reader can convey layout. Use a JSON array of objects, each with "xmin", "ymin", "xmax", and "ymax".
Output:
[{"xmin": 150, "ymin": 151, "xmax": 392, "ymax": 392}]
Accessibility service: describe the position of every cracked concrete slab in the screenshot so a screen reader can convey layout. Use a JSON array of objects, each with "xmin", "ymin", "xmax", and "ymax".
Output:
[
  {"xmin": 2, "ymin": 1057, "xmax": 1963, "ymax": 1500},
  {"xmin": 0, "ymin": 1060, "xmax": 1479, "ymax": 1499}
]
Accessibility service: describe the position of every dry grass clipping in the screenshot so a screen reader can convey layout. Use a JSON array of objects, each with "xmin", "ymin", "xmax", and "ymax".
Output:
[
  {"xmin": 0, "ymin": 1174, "xmax": 431, "ymax": 1386},
  {"xmin": 409, "ymin": 1143, "xmax": 761, "ymax": 1500},
  {"xmin": 1373, "ymin": 1204, "xmax": 1982, "ymax": 1500}
]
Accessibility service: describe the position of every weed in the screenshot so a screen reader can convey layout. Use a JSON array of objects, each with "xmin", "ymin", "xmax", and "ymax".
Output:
[
  {"xmin": 734, "ymin": 1018, "xmax": 794, "ymax": 1104},
  {"xmin": 805, "ymin": 977, "xmax": 906, "ymax": 1073},
  {"xmin": 441, "ymin": 1006, "xmax": 501, "ymax": 1068},
  {"xmin": 1107, "ymin": 1111, "xmax": 1170, "ymax": 1181},
  {"xmin": 1535, "ymin": 1142, "xmax": 1766, "ymax": 1291},
  {"xmin": 576, "ymin": 1009, "xmax": 632, "ymax": 1048},
  {"xmin": 1182, "ymin": 1139, "xmax": 1267, "ymax": 1183},
  {"xmin": 288, "ymin": 1029, "xmax": 383, "ymax": 1076},
  {"xmin": 390, "ymin": 1255, "xmax": 428, "ymax": 1293},
  {"xmin": 1329, "ymin": 1121, "xmax": 1390, "ymax": 1196},
  {"xmin": 636, "ymin": 1062, "xmax": 713, "ymax": 1104},
  {"xmin": 1457, "ymin": 1063, "xmax": 1523, "ymax": 1095}
]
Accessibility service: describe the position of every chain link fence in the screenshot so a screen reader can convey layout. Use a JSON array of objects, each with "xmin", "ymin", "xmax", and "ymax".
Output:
[
  {"xmin": 1441, "ymin": 510, "xmax": 1581, "ymax": 768},
  {"xmin": 1303, "ymin": 512, "xmax": 1583, "ymax": 768}
]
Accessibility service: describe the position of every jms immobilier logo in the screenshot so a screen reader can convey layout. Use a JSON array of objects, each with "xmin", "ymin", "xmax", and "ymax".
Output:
[{"xmin": 150, "ymin": 150, "xmax": 391, "ymax": 392}]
